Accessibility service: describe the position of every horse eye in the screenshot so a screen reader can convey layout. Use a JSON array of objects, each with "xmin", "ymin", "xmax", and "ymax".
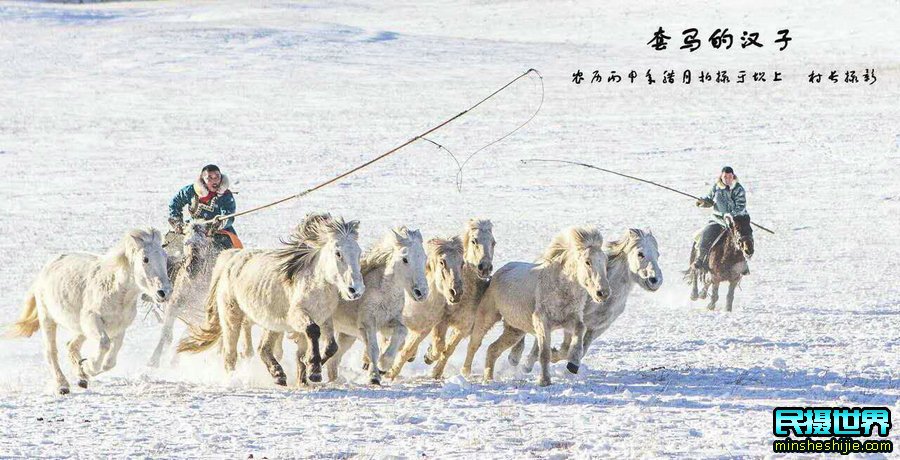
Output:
[
  {"xmin": 402, "ymin": 257, "xmax": 409, "ymax": 264},
  {"xmin": 335, "ymin": 251, "xmax": 342, "ymax": 259},
  {"xmin": 585, "ymin": 260, "xmax": 591, "ymax": 267},
  {"xmin": 142, "ymin": 257, "xmax": 149, "ymax": 264},
  {"xmin": 440, "ymin": 259, "xmax": 446, "ymax": 267},
  {"xmin": 638, "ymin": 252, "xmax": 645, "ymax": 258}
]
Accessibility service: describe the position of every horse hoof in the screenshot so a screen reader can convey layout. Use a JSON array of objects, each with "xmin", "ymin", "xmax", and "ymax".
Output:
[
  {"xmin": 690, "ymin": 294, "xmax": 698, "ymax": 301},
  {"xmin": 59, "ymin": 387, "xmax": 70, "ymax": 395},
  {"xmin": 566, "ymin": 362, "xmax": 580, "ymax": 374},
  {"xmin": 369, "ymin": 378, "xmax": 381, "ymax": 386},
  {"xmin": 537, "ymin": 378, "xmax": 551, "ymax": 387},
  {"xmin": 423, "ymin": 356, "xmax": 434, "ymax": 365},
  {"xmin": 308, "ymin": 373, "xmax": 322, "ymax": 383},
  {"xmin": 406, "ymin": 356, "xmax": 414, "ymax": 363},
  {"xmin": 77, "ymin": 379, "xmax": 88, "ymax": 389},
  {"xmin": 275, "ymin": 376, "xmax": 287, "ymax": 386}
]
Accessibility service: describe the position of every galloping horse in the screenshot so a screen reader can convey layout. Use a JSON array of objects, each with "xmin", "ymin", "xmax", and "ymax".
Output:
[{"xmin": 687, "ymin": 214, "xmax": 754, "ymax": 311}]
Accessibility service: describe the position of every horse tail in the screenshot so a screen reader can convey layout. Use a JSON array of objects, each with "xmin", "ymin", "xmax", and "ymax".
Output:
[
  {"xmin": 682, "ymin": 267, "xmax": 694, "ymax": 284},
  {"xmin": 6, "ymin": 291, "xmax": 39, "ymax": 338},
  {"xmin": 176, "ymin": 273, "xmax": 224, "ymax": 354}
]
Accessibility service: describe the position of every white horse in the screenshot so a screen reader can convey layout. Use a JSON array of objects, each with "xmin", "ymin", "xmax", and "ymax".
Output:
[
  {"xmin": 327, "ymin": 227, "xmax": 429, "ymax": 385},
  {"xmin": 462, "ymin": 226, "xmax": 611, "ymax": 386},
  {"xmin": 424, "ymin": 219, "xmax": 495, "ymax": 379},
  {"xmin": 178, "ymin": 213, "xmax": 363, "ymax": 386},
  {"xmin": 509, "ymin": 228, "xmax": 662, "ymax": 369},
  {"xmin": 6, "ymin": 228, "xmax": 171, "ymax": 394},
  {"xmin": 148, "ymin": 222, "xmax": 223, "ymax": 367},
  {"xmin": 384, "ymin": 236, "xmax": 465, "ymax": 380}
]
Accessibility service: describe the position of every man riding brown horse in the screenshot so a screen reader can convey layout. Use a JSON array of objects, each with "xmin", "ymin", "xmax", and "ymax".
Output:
[{"xmin": 693, "ymin": 166, "xmax": 748, "ymax": 272}]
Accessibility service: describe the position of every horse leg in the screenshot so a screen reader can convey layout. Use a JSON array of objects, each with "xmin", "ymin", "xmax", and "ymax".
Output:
[
  {"xmin": 386, "ymin": 330, "xmax": 427, "ymax": 380},
  {"xmin": 581, "ymin": 328, "xmax": 598, "ymax": 360},
  {"xmin": 359, "ymin": 324, "xmax": 384, "ymax": 385},
  {"xmin": 507, "ymin": 337, "xmax": 525, "ymax": 366},
  {"xmin": 378, "ymin": 323, "xmax": 407, "ymax": 373},
  {"xmin": 148, "ymin": 300, "xmax": 181, "ymax": 368},
  {"xmin": 424, "ymin": 319, "xmax": 448, "ymax": 365},
  {"xmin": 99, "ymin": 333, "xmax": 125, "ymax": 373},
  {"xmin": 319, "ymin": 319, "xmax": 338, "ymax": 365},
  {"xmin": 725, "ymin": 279, "xmax": 738, "ymax": 312},
  {"xmin": 484, "ymin": 324, "xmax": 525, "ymax": 383},
  {"xmin": 39, "ymin": 317, "xmax": 69, "ymax": 394},
  {"xmin": 533, "ymin": 313, "xmax": 553, "ymax": 387},
  {"xmin": 240, "ymin": 320, "xmax": 254, "ymax": 360},
  {"xmin": 258, "ymin": 330, "xmax": 286, "ymax": 386},
  {"xmin": 699, "ymin": 276, "xmax": 710, "ymax": 300},
  {"xmin": 327, "ymin": 333, "xmax": 356, "ymax": 383},
  {"xmin": 564, "ymin": 319, "xmax": 587, "ymax": 374},
  {"xmin": 431, "ymin": 326, "xmax": 465, "ymax": 380},
  {"xmin": 303, "ymin": 323, "xmax": 323, "ymax": 383},
  {"xmin": 294, "ymin": 334, "xmax": 308, "ymax": 387},
  {"xmin": 552, "ymin": 331, "xmax": 572, "ymax": 363},
  {"xmin": 80, "ymin": 312, "xmax": 111, "ymax": 377},
  {"xmin": 462, "ymin": 307, "xmax": 500, "ymax": 378},
  {"xmin": 220, "ymin": 302, "xmax": 242, "ymax": 373},
  {"xmin": 66, "ymin": 335, "xmax": 88, "ymax": 389},
  {"xmin": 707, "ymin": 282, "xmax": 720, "ymax": 311},
  {"xmin": 523, "ymin": 338, "xmax": 540, "ymax": 373},
  {"xmin": 690, "ymin": 269, "xmax": 700, "ymax": 301}
]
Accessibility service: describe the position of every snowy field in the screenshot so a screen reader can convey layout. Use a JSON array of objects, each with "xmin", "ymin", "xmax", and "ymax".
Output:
[{"xmin": 1, "ymin": 1, "xmax": 899, "ymax": 457}]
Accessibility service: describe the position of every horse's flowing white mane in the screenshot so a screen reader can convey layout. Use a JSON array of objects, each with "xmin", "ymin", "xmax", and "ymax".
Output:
[
  {"xmin": 275, "ymin": 213, "xmax": 360, "ymax": 282},
  {"xmin": 424, "ymin": 236, "xmax": 463, "ymax": 276},
  {"xmin": 538, "ymin": 226, "xmax": 604, "ymax": 276},
  {"xmin": 103, "ymin": 227, "xmax": 162, "ymax": 269},
  {"xmin": 361, "ymin": 226, "xmax": 422, "ymax": 275},
  {"xmin": 605, "ymin": 228, "xmax": 656, "ymax": 261},
  {"xmin": 461, "ymin": 219, "xmax": 493, "ymax": 248}
]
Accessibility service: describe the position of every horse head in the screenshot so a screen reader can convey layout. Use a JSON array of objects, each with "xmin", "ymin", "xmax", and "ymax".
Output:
[
  {"xmin": 127, "ymin": 228, "xmax": 172, "ymax": 302},
  {"xmin": 625, "ymin": 229, "xmax": 663, "ymax": 292},
  {"xmin": 426, "ymin": 237, "xmax": 464, "ymax": 304},
  {"xmin": 726, "ymin": 214, "xmax": 754, "ymax": 259},
  {"xmin": 388, "ymin": 227, "xmax": 429, "ymax": 302},
  {"xmin": 567, "ymin": 227, "xmax": 611, "ymax": 303},
  {"xmin": 462, "ymin": 219, "xmax": 495, "ymax": 279}
]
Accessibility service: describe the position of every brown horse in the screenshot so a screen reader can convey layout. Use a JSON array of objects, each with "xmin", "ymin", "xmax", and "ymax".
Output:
[{"xmin": 686, "ymin": 214, "xmax": 754, "ymax": 311}]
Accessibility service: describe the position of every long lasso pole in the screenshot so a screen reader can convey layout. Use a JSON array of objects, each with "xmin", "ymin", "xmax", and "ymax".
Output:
[
  {"xmin": 215, "ymin": 69, "xmax": 542, "ymax": 223},
  {"xmin": 521, "ymin": 158, "xmax": 776, "ymax": 234}
]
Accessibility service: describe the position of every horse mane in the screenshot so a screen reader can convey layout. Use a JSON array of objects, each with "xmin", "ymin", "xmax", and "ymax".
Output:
[
  {"xmin": 461, "ymin": 219, "xmax": 493, "ymax": 248},
  {"xmin": 104, "ymin": 227, "xmax": 161, "ymax": 269},
  {"xmin": 361, "ymin": 226, "xmax": 422, "ymax": 275},
  {"xmin": 539, "ymin": 226, "xmax": 604, "ymax": 271},
  {"xmin": 275, "ymin": 213, "xmax": 359, "ymax": 282},
  {"xmin": 731, "ymin": 214, "xmax": 753, "ymax": 235},
  {"xmin": 424, "ymin": 236, "xmax": 462, "ymax": 276},
  {"xmin": 606, "ymin": 228, "xmax": 658, "ymax": 261}
]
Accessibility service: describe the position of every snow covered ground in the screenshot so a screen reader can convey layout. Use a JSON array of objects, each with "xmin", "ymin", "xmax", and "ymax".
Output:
[{"xmin": 1, "ymin": 0, "xmax": 899, "ymax": 457}]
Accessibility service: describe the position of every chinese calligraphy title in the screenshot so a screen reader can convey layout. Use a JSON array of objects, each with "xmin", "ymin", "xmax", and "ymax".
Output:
[{"xmin": 648, "ymin": 27, "xmax": 792, "ymax": 51}]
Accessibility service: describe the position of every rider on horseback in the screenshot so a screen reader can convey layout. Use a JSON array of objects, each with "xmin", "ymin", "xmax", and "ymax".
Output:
[
  {"xmin": 168, "ymin": 164, "xmax": 241, "ymax": 250},
  {"xmin": 693, "ymin": 166, "xmax": 747, "ymax": 270}
]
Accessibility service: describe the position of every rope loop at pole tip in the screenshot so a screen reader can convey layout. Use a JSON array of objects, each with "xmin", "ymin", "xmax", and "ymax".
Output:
[{"xmin": 214, "ymin": 68, "xmax": 543, "ymax": 222}]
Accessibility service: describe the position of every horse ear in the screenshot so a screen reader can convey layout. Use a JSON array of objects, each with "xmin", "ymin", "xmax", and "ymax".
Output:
[
  {"xmin": 408, "ymin": 229, "xmax": 423, "ymax": 242},
  {"xmin": 391, "ymin": 227, "xmax": 408, "ymax": 243},
  {"xmin": 347, "ymin": 220, "xmax": 360, "ymax": 236}
]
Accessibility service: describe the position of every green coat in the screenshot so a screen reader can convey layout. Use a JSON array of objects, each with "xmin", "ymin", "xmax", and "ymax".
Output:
[{"xmin": 704, "ymin": 179, "xmax": 747, "ymax": 226}]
